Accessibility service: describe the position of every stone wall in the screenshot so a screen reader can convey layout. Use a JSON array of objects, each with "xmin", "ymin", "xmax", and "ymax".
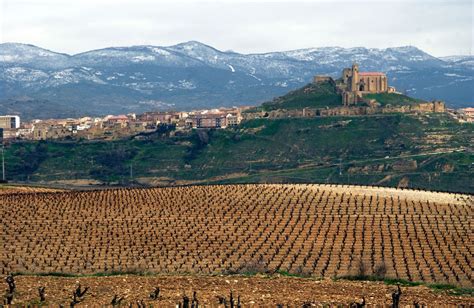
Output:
[
  {"xmin": 313, "ymin": 76, "xmax": 334, "ymax": 83},
  {"xmin": 242, "ymin": 101, "xmax": 446, "ymax": 121}
]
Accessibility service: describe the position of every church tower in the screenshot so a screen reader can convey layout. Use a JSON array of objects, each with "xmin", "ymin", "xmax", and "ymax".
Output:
[{"xmin": 350, "ymin": 63, "xmax": 359, "ymax": 92}]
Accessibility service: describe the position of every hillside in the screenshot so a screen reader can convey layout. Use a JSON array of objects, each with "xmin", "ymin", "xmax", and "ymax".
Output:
[
  {"xmin": 1, "ymin": 184, "xmax": 472, "ymax": 287},
  {"xmin": 259, "ymin": 81, "xmax": 342, "ymax": 111},
  {"xmin": 252, "ymin": 81, "xmax": 427, "ymax": 112},
  {"xmin": 1, "ymin": 42, "xmax": 473, "ymax": 118},
  {"xmin": 364, "ymin": 92, "xmax": 424, "ymax": 107},
  {"xmin": 3, "ymin": 113, "xmax": 473, "ymax": 193},
  {"xmin": 0, "ymin": 98, "xmax": 80, "ymax": 120}
]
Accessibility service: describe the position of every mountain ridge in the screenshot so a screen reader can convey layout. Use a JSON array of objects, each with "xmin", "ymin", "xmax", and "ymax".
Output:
[
  {"xmin": 0, "ymin": 41, "xmax": 433, "ymax": 57},
  {"xmin": 1, "ymin": 41, "xmax": 473, "ymax": 118}
]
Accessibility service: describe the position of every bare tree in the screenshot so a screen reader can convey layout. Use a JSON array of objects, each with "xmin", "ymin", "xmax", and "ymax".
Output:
[
  {"xmin": 111, "ymin": 294, "xmax": 124, "ymax": 306},
  {"xmin": 391, "ymin": 285, "xmax": 402, "ymax": 308},
  {"xmin": 38, "ymin": 286, "xmax": 46, "ymax": 302},
  {"xmin": 149, "ymin": 287, "xmax": 160, "ymax": 300}
]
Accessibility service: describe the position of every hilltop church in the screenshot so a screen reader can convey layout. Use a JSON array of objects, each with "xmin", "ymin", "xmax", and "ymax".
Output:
[{"xmin": 315, "ymin": 63, "xmax": 396, "ymax": 105}]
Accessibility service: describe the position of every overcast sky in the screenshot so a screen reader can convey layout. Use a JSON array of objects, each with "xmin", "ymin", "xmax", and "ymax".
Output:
[{"xmin": 0, "ymin": 0, "xmax": 472, "ymax": 57}]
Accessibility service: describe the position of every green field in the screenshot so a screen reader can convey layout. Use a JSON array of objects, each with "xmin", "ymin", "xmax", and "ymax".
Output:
[{"xmin": 4, "ymin": 113, "xmax": 473, "ymax": 193}]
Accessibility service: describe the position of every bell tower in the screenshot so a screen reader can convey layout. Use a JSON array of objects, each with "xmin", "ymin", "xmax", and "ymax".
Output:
[{"xmin": 350, "ymin": 63, "xmax": 359, "ymax": 92}]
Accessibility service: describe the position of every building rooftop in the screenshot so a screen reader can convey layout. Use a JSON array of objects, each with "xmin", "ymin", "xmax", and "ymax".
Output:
[
  {"xmin": 106, "ymin": 115, "xmax": 129, "ymax": 121},
  {"xmin": 359, "ymin": 72, "xmax": 386, "ymax": 76}
]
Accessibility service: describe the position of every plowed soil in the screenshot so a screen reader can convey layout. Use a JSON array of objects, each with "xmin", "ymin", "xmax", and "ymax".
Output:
[
  {"xmin": 2, "ymin": 184, "xmax": 472, "ymax": 286},
  {"xmin": 0, "ymin": 185, "xmax": 62, "ymax": 195},
  {"xmin": 4, "ymin": 275, "xmax": 473, "ymax": 306}
]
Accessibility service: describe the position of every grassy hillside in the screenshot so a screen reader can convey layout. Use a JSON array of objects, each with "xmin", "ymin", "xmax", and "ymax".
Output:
[
  {"xmin": 3, "ymin": 113, "xmax": 473, "ymax": 193},
  {"xmin": 258, "ymin": 81, "xmax": 342, "ymax": 111},
  {"xmin": 249, "ymin": 81, "xmax": 430, "ymax": 113},
  {"xmin": 364, "ymin": 92, "xmax": 424, "ymax": 106}
]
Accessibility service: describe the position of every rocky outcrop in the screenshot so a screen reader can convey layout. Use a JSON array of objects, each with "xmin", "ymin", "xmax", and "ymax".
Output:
[{"xmin": 392, "ymin": 159, "xmax": 418, "ymax": 172}]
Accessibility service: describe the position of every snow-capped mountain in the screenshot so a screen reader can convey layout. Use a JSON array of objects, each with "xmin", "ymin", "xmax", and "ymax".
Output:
[
  {"xmin": 1, "ymin": 41, "xmax": 472, "ymax": 118},
  {"xmin": 0, "ymin": 43, "xmax": 71, "ymax": 69},
  {"xmin": 440, "ymin": 55, "xmax": 474, "ymax": 67}
]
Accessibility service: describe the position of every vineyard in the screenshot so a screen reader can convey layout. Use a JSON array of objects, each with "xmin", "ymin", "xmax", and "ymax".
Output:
[
  {"xmin": 4, "ymin": 275, "xmax": 474, "ymax": 306},
  {"xmin": 0, "ymin": 184, "xmax": 472, "ymax": 288},
  {"xmin": 0, "ymin": 186, "xmax": 61, "ymax": 195}
]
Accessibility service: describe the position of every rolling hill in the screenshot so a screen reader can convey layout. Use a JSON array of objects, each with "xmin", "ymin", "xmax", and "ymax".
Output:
[
  {"xmin": 259, "ymin": 81, "xmax": 342, "ymax": 111},
  {"xmin": 3, "ymin": 112, "xmax": 473, "ymax": 193}
]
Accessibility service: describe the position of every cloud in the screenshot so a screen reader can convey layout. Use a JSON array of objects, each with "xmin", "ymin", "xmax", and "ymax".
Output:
[{"xmin": 0, "ymin": 0, "xmax": 472, "ymax": 56}]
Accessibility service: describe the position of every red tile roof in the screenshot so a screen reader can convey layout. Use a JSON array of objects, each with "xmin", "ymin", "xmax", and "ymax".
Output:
[
  {"xmin": 359, "ymin": 72, "xmax": 386, "ymax": 76},
  {"xmin": 107, "ymin": 115, "xmax": 129, "ymax": 121}
]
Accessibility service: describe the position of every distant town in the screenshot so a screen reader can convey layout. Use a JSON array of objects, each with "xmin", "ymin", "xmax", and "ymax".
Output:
[
  {"xmin": 1, "ymin": 104, "xmax": 473, "ymax": 143},
  {"xmin": 0, "ymin": 106, "xmax": 257, "ymax": 142}
]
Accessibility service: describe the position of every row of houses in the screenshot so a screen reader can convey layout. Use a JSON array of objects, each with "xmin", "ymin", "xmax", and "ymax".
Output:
[
  {"xmin": 184, "ymin": 109, "xmax": 242, "ymax": 129},
  {"xmin": 0, "ymin": 107, "xmax": 250, "ymax": 141},
  {"xmin": 447, "ymin": 107, "xmax": 474, "ymax": 123},
  {"xmin": 459, "ymin": 107, "xmax": 474, "ymax": 123}
]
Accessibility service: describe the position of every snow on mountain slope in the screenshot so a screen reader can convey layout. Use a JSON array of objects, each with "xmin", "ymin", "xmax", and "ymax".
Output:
[
  {"xmin": 440, "ymin": 55, "xmax": 474, "ymax": 67},
  {"xmin": 0, "ymin": 43, "xmax": 71, "ymax": 69},
  {"xmin": 72, "ymin": 45, "xmax": 204, "ymax": 68},
  {"xmin": 0, "ymin": 41, "xmax": 472, "ymax": 115}
]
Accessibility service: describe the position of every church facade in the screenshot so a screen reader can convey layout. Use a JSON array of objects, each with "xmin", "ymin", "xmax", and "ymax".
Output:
[
  {"xmin": 340, "ymin": 63, "xmax": 394, "ymax": 105},
  {"xmin": 342, "ymin": 64, "xmax": 387, "ymax": 93},
  {"xmin": 314, "ymin": 63, "xmax": 395, "ymax": 106}
]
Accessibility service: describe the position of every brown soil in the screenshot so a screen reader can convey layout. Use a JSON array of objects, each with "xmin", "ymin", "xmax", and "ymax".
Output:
[
  {"xmin": 4, "ymin": 275, "xmax": 473, "ymax": 306},
  {"xmin": 0, "ymin": 185, "xmax": 62, "ymax": 195},
  {"xmin": 49, "ymin": 179, "xmax": 102, "ymax": 186}
]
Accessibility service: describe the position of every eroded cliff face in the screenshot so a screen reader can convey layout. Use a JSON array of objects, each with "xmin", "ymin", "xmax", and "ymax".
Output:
[{"xmin": 243, "ymin": 101, "xmax": 446, "ymax": 120}]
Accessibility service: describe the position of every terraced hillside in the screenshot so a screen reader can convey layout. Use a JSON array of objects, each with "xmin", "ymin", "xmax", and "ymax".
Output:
[
  {"xmin": 5, "ymin": 113, "xmax": 473, "ymax": 193},
  {"xmin": 1, "ymin": 184, "xmax": 472, "ymax": 287}
]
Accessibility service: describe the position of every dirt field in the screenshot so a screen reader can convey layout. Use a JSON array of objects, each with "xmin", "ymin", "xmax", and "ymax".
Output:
[{"xmin": 4, "ymin": 274, "xmax": 473, "ymax": 306}]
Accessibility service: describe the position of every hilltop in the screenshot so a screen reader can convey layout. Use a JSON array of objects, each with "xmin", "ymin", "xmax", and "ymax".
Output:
[
  {"xmin": 251, "ymin": 80, "xmax": 427, "ymax": 113},
  {"xmin": 259, "ymin": 81, "xmax": 342, "ymax": 111}
]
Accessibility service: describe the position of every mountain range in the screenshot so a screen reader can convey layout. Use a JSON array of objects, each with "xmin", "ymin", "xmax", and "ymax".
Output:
[{"xmin": 1, "ymin": 41, "xmax": 473, "ymax": 119}]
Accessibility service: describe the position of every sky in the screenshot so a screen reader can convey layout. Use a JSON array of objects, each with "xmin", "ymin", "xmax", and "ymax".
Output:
[{"xmin": 0, "ymin": 0, "xmax": 472, "ymax": 57}]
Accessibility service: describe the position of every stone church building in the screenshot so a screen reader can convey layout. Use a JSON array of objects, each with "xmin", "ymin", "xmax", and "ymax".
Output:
[
  {"xmin": 315, "ymin": 63, "xmax": 396, "ymax": 105},
  {"xmin": 340, "ymin": 63, "xmax": 396, "ymax": 105}
]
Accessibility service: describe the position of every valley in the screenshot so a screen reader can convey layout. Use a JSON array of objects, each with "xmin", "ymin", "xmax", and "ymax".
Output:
[{"xmin": 3, "ymin": 112, "xmax": 472, "ymax": 193}]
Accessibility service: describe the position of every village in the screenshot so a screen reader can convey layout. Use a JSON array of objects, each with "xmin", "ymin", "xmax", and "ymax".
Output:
[
  {"xmin": 1, "ymin": 104, "xmax": 473, "ymax": 143},
  {"xmin": 0, "ymin": 106, "xmax": 254, "ymax": 142},
  {"xmin": 0, "ymin": 63, "xmax": 473, "ymax": 142}
]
